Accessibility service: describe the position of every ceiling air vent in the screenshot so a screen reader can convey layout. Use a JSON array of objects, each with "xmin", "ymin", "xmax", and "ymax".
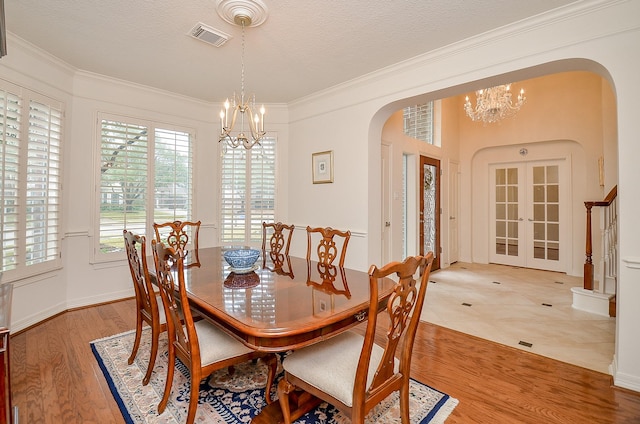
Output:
[{"xmin": 189, "ymin": 23, "xmax": 231, "ymax": 47}]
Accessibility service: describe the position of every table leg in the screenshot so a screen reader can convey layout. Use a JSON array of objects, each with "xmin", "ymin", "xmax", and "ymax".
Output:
[{"xmin": 252, "ymin": 391, "xmax": 322, "ymax": 423}]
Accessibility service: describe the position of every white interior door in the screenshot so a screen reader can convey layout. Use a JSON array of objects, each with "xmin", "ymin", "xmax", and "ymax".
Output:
[
  {"xmin": 449, "ymin": 161, "xmax": 460, "ymax": 264},
  {"xmin": 489, "ymin": 160, "xmax": 566, "ymax": 272},
  {"xmin": 381, "ymin": 143, "xmax": 392, "ymax": 264}
]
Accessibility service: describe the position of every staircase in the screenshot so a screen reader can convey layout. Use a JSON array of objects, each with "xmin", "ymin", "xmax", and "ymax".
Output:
[{"xmin": 572, "ymin": 186, "xmax": 617, "ymax": 317}]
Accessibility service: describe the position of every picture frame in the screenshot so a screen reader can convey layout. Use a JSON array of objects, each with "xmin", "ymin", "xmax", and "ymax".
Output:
[{"xmin": 312, "ymin": 150, "xmax": 334, "ymax": 184}]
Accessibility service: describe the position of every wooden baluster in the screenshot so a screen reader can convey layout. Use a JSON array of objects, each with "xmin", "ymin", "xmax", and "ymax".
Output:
[{"xmin": 584, "ymin": 201, "xmax": 594, "ymax": 291}]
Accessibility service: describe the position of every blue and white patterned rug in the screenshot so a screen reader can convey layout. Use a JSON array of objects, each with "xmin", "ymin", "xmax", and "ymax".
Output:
[{"xmin": 91, "ymin": 328, "xmax": 458, "ymax": 423}]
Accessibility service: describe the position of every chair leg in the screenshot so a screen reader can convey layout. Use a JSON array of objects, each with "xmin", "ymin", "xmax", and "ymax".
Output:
[
  {"xmin": 158, "ymin": 345, "xmax": 175, "ymax": 414},
  {"xmin": 142, "ymin": 324, "xmax": 160, "ymax": 385},
  {"xmin": 127, "ymin": 313, "xmax": 143, "ymax": 365},
  {"xmin": 400, "ymin": 381, "xmax": 410, "ymax": 424},
  {"xmin": 352, "ymin": 405, "xmax": 366, "ymax": 424},
  {"xmin": 263, "ymin": 354, "xmax": 278, "ymax": 404},
  {"xmin": 277, "ymin": 378, "xmax": 295, "ymax": 424},
  {"xmin": 185, "ymin": 369, "xmax": 201, "ymax": 424}
]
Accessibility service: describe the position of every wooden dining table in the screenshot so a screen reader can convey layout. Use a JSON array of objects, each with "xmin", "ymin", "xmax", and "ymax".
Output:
[{"xmin": 180, "ymin": 246, "xmax": 396, "ymax": 352}]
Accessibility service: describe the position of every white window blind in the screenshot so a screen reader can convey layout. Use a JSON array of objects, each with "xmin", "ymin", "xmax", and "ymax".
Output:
[
  {"xmin": 99, "ymin": 119, "xmax": 148, "ymax": 253},
  {"xmin": 154, "ymin": 128, "xmax": 193, "ymax": 219},
  {"xmin": 403, "ymin": 102, "xmax": 434, "ymax": 144},
  {"xmin": 0, "ymin": 88, "xmax": 21, "ymax": 272},
  {"xmin": 26, "ymin": 100, "xmax": 62, "ymax": 266},
  {"xmin": 220, "ymin": 137, "xmax": 276, "ymax": 244},
  {"xmin": 0, "ymin": 81, "xmax": 63, "ymax": 277},
  {"xmin": 97, "ymin": 115, "xmax": 193, "ymax": 258}
]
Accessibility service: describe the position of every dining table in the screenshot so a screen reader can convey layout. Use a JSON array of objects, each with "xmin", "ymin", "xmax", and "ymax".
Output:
[
  {"xmin": 180, "ymin": 246, "xmax": 396, "ymax": 351},
  {"xmin": 174, "ymin": 245, "xmax": 397, "ymax": 423}
]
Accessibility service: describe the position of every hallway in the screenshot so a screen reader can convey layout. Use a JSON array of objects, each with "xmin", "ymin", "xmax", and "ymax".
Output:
[{"xmin": 420, "ymin": 262, "xmax": 615, "ymax": 374}]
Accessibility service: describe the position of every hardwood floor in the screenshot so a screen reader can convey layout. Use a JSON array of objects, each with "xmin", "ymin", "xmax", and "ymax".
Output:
[{"xmin": 11, "ymin": 298, "xmax": 640, "ymax": 423}]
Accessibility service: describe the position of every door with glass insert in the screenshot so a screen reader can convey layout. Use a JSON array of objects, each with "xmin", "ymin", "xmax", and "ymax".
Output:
[
  {"xmin": 489, "ymin": 161, "xmax": 565, "ymax": 272},
  {"xmin": 420, "ymin": 156, "xmax": 440, "ymax": 270}
]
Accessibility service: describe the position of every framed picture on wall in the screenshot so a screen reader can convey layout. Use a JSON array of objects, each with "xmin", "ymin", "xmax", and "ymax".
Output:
[{"xmin": 312, "ymin": 150, "xmax": 334, "ymax": 184}]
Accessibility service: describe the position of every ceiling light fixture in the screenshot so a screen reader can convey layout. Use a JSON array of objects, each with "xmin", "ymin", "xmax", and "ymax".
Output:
[
  {"xmin": 463, "ymin": 84, "xmax": 526, "ymax": 124},
  {"xmin": 217, "ymin": 0, "xmax": 268, "ymax": 151}
]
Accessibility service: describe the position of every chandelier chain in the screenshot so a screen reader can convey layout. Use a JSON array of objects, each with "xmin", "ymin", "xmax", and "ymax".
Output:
[
  {"xmin": 240, "ymin": 19, "xmax": 245, "ymax": 102},
  {"xmin": 218, "ymin": 15, "xmax": 266, "ymax": 152}
]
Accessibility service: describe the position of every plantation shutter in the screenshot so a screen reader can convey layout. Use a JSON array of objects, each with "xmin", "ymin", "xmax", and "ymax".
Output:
[
  {"xmin": 249, "ymin": 140, "xmax": 275, "ymax": 242},
  {"xmin": 153, "ymin": 128, "xmax": 193, "ymax": 222},
  {"xmin": 26, "ymin": 99, "xmax": 62, "ymax": 265},
  {"xmin": 99, "ymin": 119, "xmax": 148, "ymax": 253},
  {"xmin": 220, "ymin": 137, "xmax": 276, "ymax": 244},
  {"xmin": 0, "ymin": 88, "xmax": 22, "ymax": 271},
  {"xmin": 0, "ymin": 81, "xmax": 63, "ymax": 276}
]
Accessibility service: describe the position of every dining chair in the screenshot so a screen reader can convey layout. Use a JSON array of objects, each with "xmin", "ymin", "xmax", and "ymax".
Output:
[
  {"xmin": 152, "ymin": 240, "xmax": 277, "ymax": 424},
  {"xmin": 123, "ymin": 229, "xmax": 167, "ymax": 385},
  {"xmin": 153, "ymin": 220, "xmax": 201, "ymax": 266},
  {"xmin": 277, "ymin": 251, "xmax": 435, "ymax": 424},
  {"xmin": 306, "ymin": 226, "xmax": 351, "ymax": 269},
  {"xmin": 262, "ymin": 221, "xmax": 294, "ymax": 266}
]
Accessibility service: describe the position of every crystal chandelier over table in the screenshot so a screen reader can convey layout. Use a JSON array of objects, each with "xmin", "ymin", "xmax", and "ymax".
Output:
[
  {"xmin": 218, "ymin": 3, "xmax": 267, "ymax": 151},
  {"xmin": 463, "ymin": 84, "xmax": 526, "ymax": 124}
]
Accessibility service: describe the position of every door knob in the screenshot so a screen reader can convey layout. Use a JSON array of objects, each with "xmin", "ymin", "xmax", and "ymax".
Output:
[{"xmin": 385, "ymin": 221, "xmax": 391, "ymax": 227}]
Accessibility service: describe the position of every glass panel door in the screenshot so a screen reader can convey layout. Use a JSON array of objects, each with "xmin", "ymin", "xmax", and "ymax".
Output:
[
  {"xmin": 527, "ymin": 163, "xmax": 564, "ymax": 271},
  {"xmin": 490, "ymin": 164, "xmax": 525, "ymax": 267},
  {"xmin": 489, "ymin": 160, "xmax": 565, "ymax": 272}
]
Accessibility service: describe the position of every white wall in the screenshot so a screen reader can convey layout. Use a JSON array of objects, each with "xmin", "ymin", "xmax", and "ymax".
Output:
[{"xmin": 285, "ymin": 1, "xmax": 640, "ymax": 391}]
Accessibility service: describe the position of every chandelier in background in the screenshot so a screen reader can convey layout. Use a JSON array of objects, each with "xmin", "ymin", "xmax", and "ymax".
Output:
[
  {"xmin": 463, "ymin": 84, "xmax": 526, "ymax": 124},
  {"xmin": 217, "ymin": 0, "xmax": 268, "ymax": 151}
]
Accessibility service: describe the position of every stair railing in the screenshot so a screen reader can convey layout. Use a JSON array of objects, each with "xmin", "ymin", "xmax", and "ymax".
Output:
[{"xmin": 583, "ymin": 185, "xmax": 617, "ymax": 292}]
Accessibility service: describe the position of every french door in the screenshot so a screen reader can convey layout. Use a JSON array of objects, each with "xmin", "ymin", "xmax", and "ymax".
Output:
[{"xmin": 489, "ymin": 160, "xmax": 566, "ymax": 272}]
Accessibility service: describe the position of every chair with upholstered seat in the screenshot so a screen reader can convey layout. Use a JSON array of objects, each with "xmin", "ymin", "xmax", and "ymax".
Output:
[
  {"xmin": 277, "ymin": 252, "xmax": 435, "ymax": 424},
  {"xmin": 153, "ymin": 220, "xmax": 201, "ymax": 266},
  {"xmin": 123, "ymin": 229, "xmax": 167, "ymax": 385},
  {"xmin": 152, "ymin": 240, "xmax": 277, "ymax": 424}
]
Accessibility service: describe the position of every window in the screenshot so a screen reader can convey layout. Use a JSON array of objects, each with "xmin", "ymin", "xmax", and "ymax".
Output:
[
  {"xmin": 220, "ymin": 137, "xmax": 276, "ymax": 244},
  {"xmin": 0, "ymin": 80, "xmax": 63, "ymax": 278},
  {"xmin": 97, "ymin": 114, "xmax": 193, "ymax": 260},
  {"xmin": 403, "ymin": 102, "xmax": 434, "ymax": 144}
]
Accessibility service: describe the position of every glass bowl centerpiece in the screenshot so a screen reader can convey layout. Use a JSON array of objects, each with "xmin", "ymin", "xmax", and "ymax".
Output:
[{"xmin": 223, "ymin": 248, "xmax": 260, "ymax": 273}]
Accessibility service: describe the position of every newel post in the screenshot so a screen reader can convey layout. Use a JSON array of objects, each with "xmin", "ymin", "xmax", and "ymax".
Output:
[{"xmin": 584, "ymin": 202, "xmax": 594, "ymax": 291}]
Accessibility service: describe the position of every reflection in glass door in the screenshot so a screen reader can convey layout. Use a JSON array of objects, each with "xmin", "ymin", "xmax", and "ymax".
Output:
[{"xmin": 490, "ymin": 160, "xmax": 565, "ymax": 272}]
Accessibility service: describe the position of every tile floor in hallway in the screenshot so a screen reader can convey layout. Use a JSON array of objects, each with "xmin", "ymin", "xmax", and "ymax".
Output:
[{"xmin": 419, "ymin": 261, "xmax": 615, "ymax": 374}]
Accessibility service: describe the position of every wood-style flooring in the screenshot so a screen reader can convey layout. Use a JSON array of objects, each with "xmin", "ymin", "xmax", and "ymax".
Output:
[{"xmin": 10, "ymin": 298, "xmax": 640, "ymax": 423}]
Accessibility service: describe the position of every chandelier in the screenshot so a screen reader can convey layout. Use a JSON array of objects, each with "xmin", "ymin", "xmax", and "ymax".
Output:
[
  {"xmin": 463, "ymin": 84, "xmax": 526, "ymax": 124},
  {"xmin": 218, "ymin": 2, "xmax": 267, "ymax": 151}
]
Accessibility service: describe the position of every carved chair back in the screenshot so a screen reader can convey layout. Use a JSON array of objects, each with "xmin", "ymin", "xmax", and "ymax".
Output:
[{"xmin": 153, "ymin": 220, "xmax": 201, "ymax": 266}]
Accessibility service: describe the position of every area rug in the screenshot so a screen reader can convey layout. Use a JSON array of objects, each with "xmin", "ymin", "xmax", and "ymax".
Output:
[{"xmin": 91, "ymin": 328, "xmax": 458, "ymax": 423}]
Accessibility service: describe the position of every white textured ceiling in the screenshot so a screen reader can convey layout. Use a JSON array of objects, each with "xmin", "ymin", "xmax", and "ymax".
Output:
[{"xmin": 5, "ymin": 0, "xmax": 577, "ymax": 103}]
